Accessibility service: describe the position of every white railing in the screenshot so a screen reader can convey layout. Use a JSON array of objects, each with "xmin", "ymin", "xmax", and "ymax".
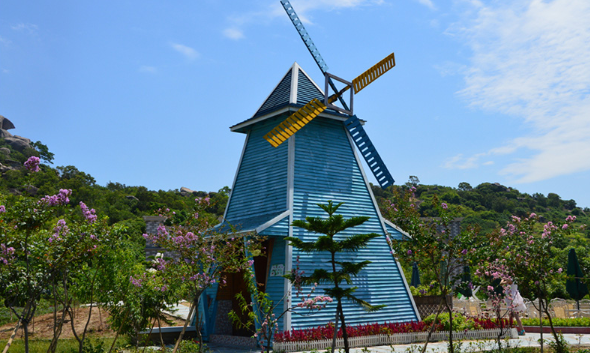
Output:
[{"xmin": 273, "ymin": 328, "xmax": 518, "ymax": 352}]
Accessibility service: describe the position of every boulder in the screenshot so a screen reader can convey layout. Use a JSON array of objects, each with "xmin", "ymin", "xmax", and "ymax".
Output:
[
  {"xmin": 0, "ymin": 129, "xmax": 12, "ymax": 138},
  {"xmin": 25, "ymin": 185, "xmax": 38, "ymax": 196},
  {"xmin": 8, "ymin": 188, "xmax": 21, "ymax": 196},
  {"xmin": 0, "ymin": 115, "xmax": 15, "ymax": 130},
  {"xmin": 4, "ymin": 136, "xmax": 31, "ymax": 152},
  {"xmin": 0, "ymin": 147, "xmax": 10, "ymax": 155},
  {"xmin": 180, "ymin": 186, "xmax": 196, "ymax": 196},
  {"xmin": 0, "ymin": 163, "xmax": 12, "ymax": 173}
]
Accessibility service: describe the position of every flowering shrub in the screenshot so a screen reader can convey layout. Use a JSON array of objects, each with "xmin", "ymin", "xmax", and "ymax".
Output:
[
  {"xmin": 472, "ymin": 212, "xmax": 579, "ymax": 353},
  {"xmin": 0, "ymin": 159, "xmax": 126, "ymax": 353},
  {"xmin": 24, "ymin": 156, "xmax": 40, "ymax": 172},
  {"xmin": 230, "ymin": 256, "xmax": 331, "ymax": 353},
  {"xmin": 143, "ymin": 199, "xmax": 262, "ymax": 353},
  {"xmin": 273, "ymin": 317, "xmax": 511, "ymax": 343},
  {"xmin": 385, "ymin": 187, "xmax": 483, "ymax": 353}
]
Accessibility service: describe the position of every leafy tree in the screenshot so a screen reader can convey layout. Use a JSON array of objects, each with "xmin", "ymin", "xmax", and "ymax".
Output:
[
  {"xmin": 30, "ymin": 141, "xmax": 54, "ymax": 164},
  {"xmin": 285, "ymin": 201, "xmax": 384, "ymax": 353},
  {"xmin": 0, "ymin": 158, "xmax": 112, "ymax": 353},
  {"xmin": 473, "ymin": 213, "xmax": 580, "ymax": 353},
  {"xmin": 144, "ymin": 199, "xmax": 262, "ymax": 353},
  {"xmin": 384, "ymin": 187, "xmax": 482, "ymax": 353}
]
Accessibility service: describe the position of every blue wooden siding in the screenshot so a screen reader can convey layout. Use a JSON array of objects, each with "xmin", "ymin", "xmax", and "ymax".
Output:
[
  {"xmin": 259, "ymin": 214, "xmax": 290, "ymax": 237},
  {"xmin": 263, "ymin": 237, "xmax": 288, "ymax": 330},
  {"xmin": 290, "ymin": 117, "xmax": 418, "ymax": 328},
  {"xmin": 224, "ymin": 116, "xmax": 290, "ymax": 226}
]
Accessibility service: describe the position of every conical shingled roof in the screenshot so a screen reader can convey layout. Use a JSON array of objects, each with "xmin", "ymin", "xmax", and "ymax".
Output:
[{"xmin": 230, "ymin": 62, "xmax": 346, "ymax": 133}]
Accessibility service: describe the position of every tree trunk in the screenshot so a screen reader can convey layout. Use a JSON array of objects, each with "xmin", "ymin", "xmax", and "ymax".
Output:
[
  {"xmin": 338, "ymin": 301, "xmax": 350, "ymax": 353},
  {"xmin": 330, "ymin": 308, "xmax": 339, "ymax": 353},
  {"xmin": 544, "ymin": 299, "xmax": 566, "ymax": 353},
  {"xmin": 172, "ymin": 301, "xmax": 197, "ymax": 353},
  {"xmin": 420, "ymin": 299, "xmax": 445, "ymax": 353},
  {"xmin": 539, "ymin": 297, "xmax": 544, "ymax": 353},
  {"xmin": 446, "ymin": 299, "xmax": 454, "ymax": 353},
  {"xmin": 2, "ymin": 318, "xmax": 21, "ymax": 353},
  {"xmin": 107, "ymin": 315, "xmax": 127, "ymax": 353}
]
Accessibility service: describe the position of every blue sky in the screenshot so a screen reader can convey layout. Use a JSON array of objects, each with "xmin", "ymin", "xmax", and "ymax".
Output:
[{"xmin": 2, "ymin": 0, "xmax": 590, "ymax": 208}]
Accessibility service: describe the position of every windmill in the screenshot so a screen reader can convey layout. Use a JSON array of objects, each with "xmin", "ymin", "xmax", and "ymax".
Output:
[
  {"xmin": 265, "ymin": 0, "xmax": 396, "ymax": 189},
  {"xmin": 201, "ymin": 1, "xmax": 419, "ymax": 339}
]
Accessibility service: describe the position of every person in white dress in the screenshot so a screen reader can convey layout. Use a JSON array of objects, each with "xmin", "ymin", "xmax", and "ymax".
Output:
[{"xmin": 502, "ymin": 278, "xmax": 526, "ymax": 335}]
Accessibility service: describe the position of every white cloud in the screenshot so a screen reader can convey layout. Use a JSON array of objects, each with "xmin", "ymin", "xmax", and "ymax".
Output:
[
  {"xmin": 170, "ymin": 43, "xmax": 199, "ymax": 60},
  {"xmin": 415, "ymin": 0, "xmax": 436, "ymax": 11},
  {"xmin": 223, "ymin": 28, "xmax": 245, "ymax": 40},
  {"xmin": 0, "ymin": 36, "xmax": 11, "ymax": 45},
  {"xmin": 225, "ymin": 0, "xmax": 384, "ymax": 37},
  {"xmin": 444, "ymin": 153, "xmax": 489, "ymax": 169},
  {"xmin": 447, "ymin": 0, "xmax": 590, "ymax": 183},
  {"xmin": 11, "ymin": 23, "xmax": 38, "ymax": 34},
  {"xmin": 139, "ymin": 65, "xmax": 157, "ymax": 74}
]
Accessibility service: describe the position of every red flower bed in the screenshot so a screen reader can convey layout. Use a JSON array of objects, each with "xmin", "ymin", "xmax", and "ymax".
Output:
[{"xmin": 274, "ymin": 319, "xmax": 513, "ymax": 343}]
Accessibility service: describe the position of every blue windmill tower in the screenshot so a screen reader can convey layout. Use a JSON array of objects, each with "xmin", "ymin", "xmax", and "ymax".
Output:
[{"xmin": 206, "ymin": 0, "xmax": 419, "ymax": 338}]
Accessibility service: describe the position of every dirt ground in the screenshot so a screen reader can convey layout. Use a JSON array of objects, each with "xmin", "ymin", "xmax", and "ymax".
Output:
[{"xmin": 0, "ymin": 307, "xmax": 186, "ymax": 340}]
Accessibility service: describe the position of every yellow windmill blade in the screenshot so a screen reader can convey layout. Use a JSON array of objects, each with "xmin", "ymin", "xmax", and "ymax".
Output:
[
  {"xmin": 352, "ymin": 53, "xmax": 395, "ymax": 94},
  {"xmin": 264, "ymin": 98, "xmax": 327, "ymax": 147}
]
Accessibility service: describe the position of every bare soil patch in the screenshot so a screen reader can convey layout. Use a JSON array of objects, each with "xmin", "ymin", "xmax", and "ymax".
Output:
[{"xmin": 0, "ymin": 307, "xmax": 186, "ymax": 340}]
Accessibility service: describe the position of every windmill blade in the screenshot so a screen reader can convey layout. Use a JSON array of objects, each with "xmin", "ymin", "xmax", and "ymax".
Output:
[
  {"xmin": 264, "ymin": 99, "xmax": 327, "ymax": 147},
  {"xmin": 280, "ymin": 0, "xmax": 329, "ymax": 74},
  {"xmin": 344, "ymin": 115, "xmax": 394, "ymax": 188},
  {"xmin": 280, "ymin": 0, "xmax": 350, "ymax": 112},
  {"xmin": 264, "ymin": 81, "xmax": 355, "ymax": 148},
  {"xmin": 352, "ymin": 53, "xmax": 396, "ymax": 94}
]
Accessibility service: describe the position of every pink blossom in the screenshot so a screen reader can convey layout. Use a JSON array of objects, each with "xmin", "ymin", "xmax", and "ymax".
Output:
[
  {"xmin": 562, "ymin": 224, "xmax": 569, "ymax": 230},
  {"xmin": 0, "ymin": 205, "xmax": 5, "ymax": 213},
  {"xmin": 24, "ymin": 156, "xmax": 40, "ymax": 172},
  {"xmin": 441, "ymin": 203, "xmax": 448, "ymax": 210},
  {"xmin": 79, "ymin": 202, "xmax": 97, "ymax": 223}
]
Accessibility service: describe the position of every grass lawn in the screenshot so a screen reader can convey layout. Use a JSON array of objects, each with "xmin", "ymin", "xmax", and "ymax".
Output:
[{"xmin": 0, "ymin": 336, "xmax": 129, "ymax": 353}]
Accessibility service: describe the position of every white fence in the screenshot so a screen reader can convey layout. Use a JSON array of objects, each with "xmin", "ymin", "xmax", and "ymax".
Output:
[{"xmin": 273, "ymin": 328, "xmax": 518, "ymax": 352}]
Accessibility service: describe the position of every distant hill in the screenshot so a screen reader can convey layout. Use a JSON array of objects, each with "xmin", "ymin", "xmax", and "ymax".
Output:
[
  {"xmin": 0, "ymin": 132, "xmax": 228, "ymax": 236},
  {"xmin": 372, "ymin": 181, "xmax": 589, "ymax": 236},
  {"xmin": 3, "ymin": 129, "xmax": 588, "ymax": 238}
]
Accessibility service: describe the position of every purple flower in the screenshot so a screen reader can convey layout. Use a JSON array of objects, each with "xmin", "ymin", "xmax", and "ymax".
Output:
[
  {"xmin": 441, "ymin": 203, "xmax": 448, "ymax": 210},
  {"xmin": 80, "ymin": 202, "xmax": 97, "ymax": 223},
  {"xmin": 407, "ymin": 250, "xmax": 412, "ymax": 255},
  {"xmin": 24, "ymin": 156, "xmax": 40, "ymax": 172},
  {"xmin": 0, "ymin": 205, "xmax": 5, "ymax": 213}
]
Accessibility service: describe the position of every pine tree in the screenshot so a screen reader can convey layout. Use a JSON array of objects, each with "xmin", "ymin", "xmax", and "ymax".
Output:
[{"xmin": 285, "ymin": 201, "xmax": 384, "ymax": 353}]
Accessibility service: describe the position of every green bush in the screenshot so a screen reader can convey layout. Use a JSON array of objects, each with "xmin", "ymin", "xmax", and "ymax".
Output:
[
  {"xmin": 521, "ymin": 317, "xmax": 590, "ymax": 327},
  {"xmin": 423, "ymin": 312, "xmax": 481, "ymax": 332}
]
